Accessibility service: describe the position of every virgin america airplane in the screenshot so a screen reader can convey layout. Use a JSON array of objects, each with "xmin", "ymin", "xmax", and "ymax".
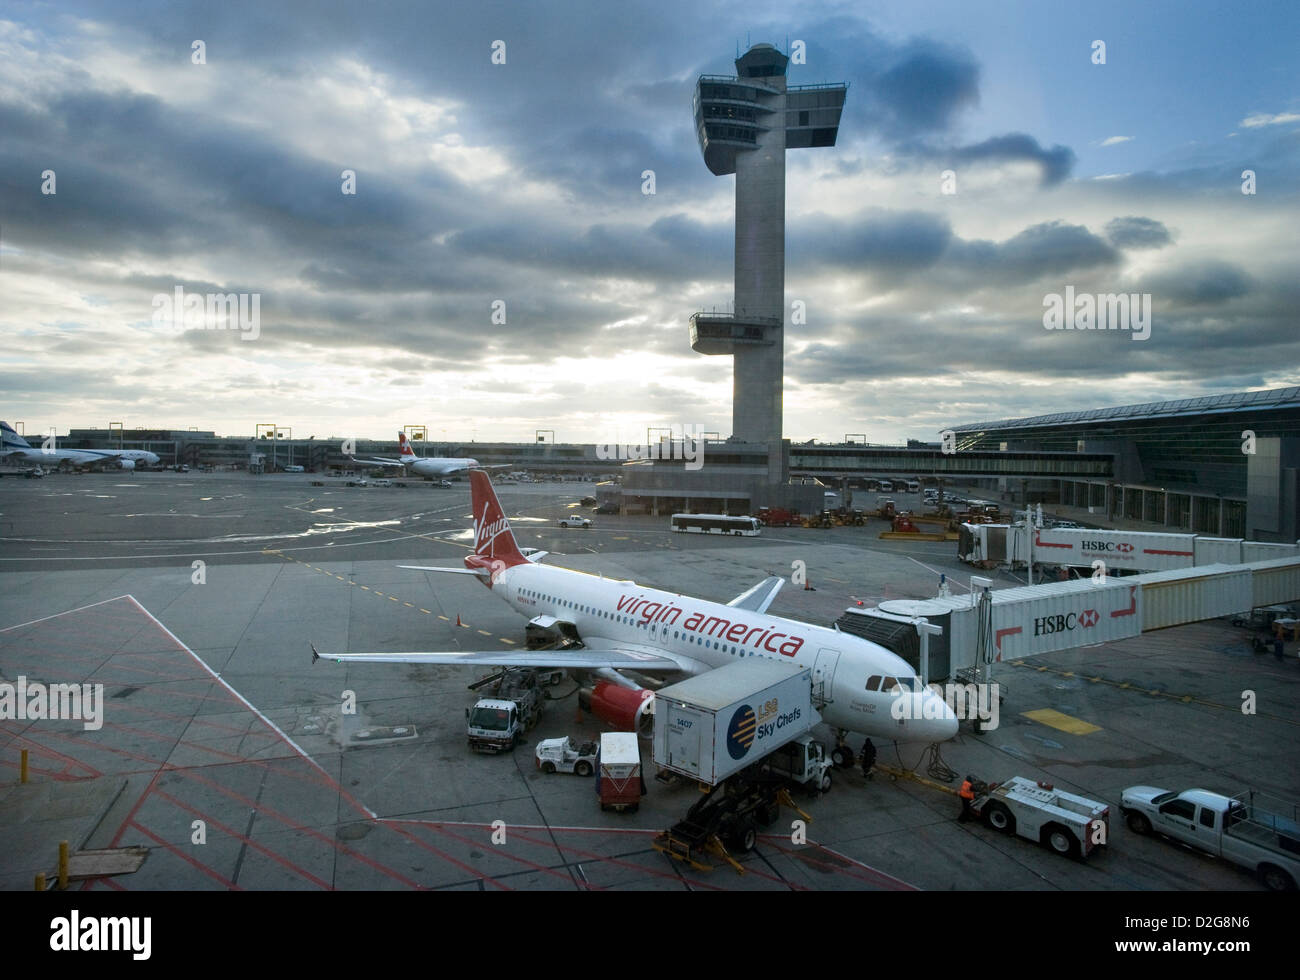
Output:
[{"xmin": 314, "ymin": 470, "xmax": 957, "ymax": 759}]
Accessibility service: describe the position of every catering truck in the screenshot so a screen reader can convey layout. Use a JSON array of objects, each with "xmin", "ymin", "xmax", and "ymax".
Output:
[
  {"xmin": 596, "ymin": 732, "xmax": 644, "ymax": 812},
  {"xmin": 653, "ymin": 660, "xmax": 818, "ymax": 785},
  {"xmin": 1121, "ymin": 785, "xmax": 1300, "ymax": 890}
]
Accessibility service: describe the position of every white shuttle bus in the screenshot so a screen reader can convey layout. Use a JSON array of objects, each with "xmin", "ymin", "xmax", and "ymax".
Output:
[{"xmin": 670, "ymin": 513, "xmax": 762, "ymax": 536}]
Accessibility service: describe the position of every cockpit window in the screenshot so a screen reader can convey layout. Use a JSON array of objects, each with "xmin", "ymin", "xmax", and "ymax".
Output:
[
  {"xmin": 895, "ymin": 676, "xmax": 922, "ymax": 692},
  {"xmin": 879, "ymin": 676, "xmax": 899, "ymax": 693},
  {"xmin": 865, "ymin": 675, "xmax": 881, "ymax": 691}
]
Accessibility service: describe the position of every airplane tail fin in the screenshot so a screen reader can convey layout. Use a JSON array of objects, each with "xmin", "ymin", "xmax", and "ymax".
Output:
[
  {"xmin": 1, "ymin": 422, "xmax": 33, "ymax": 450},
  {"xmin": 397, "ymin": 432, "xmax": 417, "ymax": 459},
  {"xmin": 468, "ymin": 470, "xmax": 529, "ymax": 569}
]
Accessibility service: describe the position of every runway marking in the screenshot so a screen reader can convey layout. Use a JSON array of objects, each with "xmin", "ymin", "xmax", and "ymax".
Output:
[
  {"xmin": 1008, "ymin": 659, "xmax": 1300, "ymax": 725},
  {"xmin": 420, "ymin": 608, "xmax": 432, "ymax": 614},
  {"xmin": 1021, "ymin": 708, "xmax": 1102, "ymax": 736},
  {"xmin": 438, "ymin": 614, "xmax": 449, "ymax": 621},
  {"xmin": 500, "ymin": 638, "xmax": 515, "ymax": 644},
  {"xmin": 477, "ymin": 629, "xmax": 492, "ymax": 636}
]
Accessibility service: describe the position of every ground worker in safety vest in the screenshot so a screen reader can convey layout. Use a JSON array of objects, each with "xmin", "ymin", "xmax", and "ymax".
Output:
[{"xmin": 959, "ymin": 775, "xmax": 976, "ymax": 822}]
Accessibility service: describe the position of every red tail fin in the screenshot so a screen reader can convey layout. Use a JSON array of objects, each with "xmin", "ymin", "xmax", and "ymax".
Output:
[
  {"xmin": 468, "ymin": 470, "xmax": 528, "ymax": 568},
  {"xmin": 398, "ymin": 432, "xmax": 416, "ymax": 457}
]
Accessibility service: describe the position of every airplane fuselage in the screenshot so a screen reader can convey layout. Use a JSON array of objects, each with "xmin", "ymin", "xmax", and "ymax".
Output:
[
  {"xmin": 405, "ymin": 457, "xmax": 478, "ymax": 478},
  {"xmin": 488, "ymin": 561, "xmax": 958, "ymax": 744}
]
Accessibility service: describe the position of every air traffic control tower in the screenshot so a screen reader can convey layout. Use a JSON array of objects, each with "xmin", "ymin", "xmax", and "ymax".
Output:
[{"xmin": 690, "ymin": 44, "xmax": 848, "ymax": 483}]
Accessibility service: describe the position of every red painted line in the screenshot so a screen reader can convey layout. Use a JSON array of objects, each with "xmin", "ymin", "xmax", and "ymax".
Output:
[
  {"xmin": 762, "ymin": 839, "xmax": 916, "ymax": 890},
  {"xmin": 0, "ymin": 725, "xmax": 103, "ymax": 778},
  {"xmin": 152, "ymin": 787, "xmax": 333, "ymax": 890},
  {"xmin": 128, "ymin": 819, "xmax": 242, "ymax": 890},
  {"xmin": 1142, "ymin": 548, "xmax": 1194, "ymax": 556},
  {"xmin": 169, "ymin": 766, "xmax": 429, "ymax": 890},
  {"xmin": 110, "ymin": 766, "xmax": 169, "ymax": 848},
  {"xmin": 994, "ymin": 626, "xmax": 1022, "ymax": 661},
  {"xmin": 398, "ymin": 821, "xmax": 601, "ymax": 889},
  {"xmin": 1033, "ymin": 533, "xmax": 1072, "ymax": 550},
  {"xmin": 1110, "ymin": 586, "xmax": 1138, "ymax": 618}
]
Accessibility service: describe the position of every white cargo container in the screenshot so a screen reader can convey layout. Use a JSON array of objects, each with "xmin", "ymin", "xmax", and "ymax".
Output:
[
  {"xmin": 1244, "ymin": 557, "xmax": 1300, "ymax": 607},
  {"xmin": 982, "ymin": 578, "xmax": 1142, "ymax": 660},
  {"xmin": 1241, "ymin": 541, "xmax": 1300, "ymax": 562},
  {"xmin": 1031, "ymin": 527, "xmax": 1197, "ymax": 573},
  {"xmin": 1194, "ymin": 537, "xmax": 1243, "ymax": 566},
  {"xmin": 653, "ymin": 660, "xmax": 817, "ymax": 786},
  {"xmin": 1131, "ymin": 564, "xmax": 1254, "ymax": 630}
]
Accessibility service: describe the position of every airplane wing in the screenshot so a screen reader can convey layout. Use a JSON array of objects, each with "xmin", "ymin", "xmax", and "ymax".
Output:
[
  {"xmin": 311, "ymin": 643, "xmax": 681, "ymax": 670},
  {"xmin": 350, "ymin": 455, "xmax": 403, "ymax": 468},
  {"xmin": 727, "ymin": 575, "xmax": 785, "ymax": 615},
  {"xmin": 398, "ymin": 564, "xmax": 484, "ymax": 576}
]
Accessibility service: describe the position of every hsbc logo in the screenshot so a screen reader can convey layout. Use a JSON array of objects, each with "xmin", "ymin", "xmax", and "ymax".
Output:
[
  {"xmin": 1033, "ymin": 609, "xmax": 1100, "ymax": 636},
  {"xmin": 1116, "ymin": 543, "xmax": 1134, "ymax": 553}
]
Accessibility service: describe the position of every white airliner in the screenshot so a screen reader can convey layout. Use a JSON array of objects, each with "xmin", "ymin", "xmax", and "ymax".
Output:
[
  {"xmin": 349, "ymin": 432, "xmax": 502, "ymax": 478},
  {"xmin": 1, "ymin": 421, "xmax": 160, "ymax": 470},
  {"xmin": 315, "ymin": 470, "xmax": 958, "ymax": 759}
]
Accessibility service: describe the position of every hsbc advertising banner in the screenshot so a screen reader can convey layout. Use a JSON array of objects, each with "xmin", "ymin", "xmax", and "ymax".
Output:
[
  {"xmin": 989, "ymin": 579, "xmax": 1142, "ymax": 661},
  {"xmin": 1031, "ymin": 528, "xmax": 1198, "ymax": 573}
]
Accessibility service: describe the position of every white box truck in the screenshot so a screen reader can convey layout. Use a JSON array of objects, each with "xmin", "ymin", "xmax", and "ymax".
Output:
[{"xmin": 653, "ymin": 660, "xmax": 817, "ymax": 785}]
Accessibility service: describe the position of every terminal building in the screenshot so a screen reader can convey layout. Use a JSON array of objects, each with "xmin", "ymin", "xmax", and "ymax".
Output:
[{"xmin": 946, "ymin": 387, "xmax": 1300, "ymax": 542}]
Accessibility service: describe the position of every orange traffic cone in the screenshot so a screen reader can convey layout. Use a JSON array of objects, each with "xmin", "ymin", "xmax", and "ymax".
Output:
[{"xmin": 455, "ymin": 614, "xmax": 463, "ymax": 627}]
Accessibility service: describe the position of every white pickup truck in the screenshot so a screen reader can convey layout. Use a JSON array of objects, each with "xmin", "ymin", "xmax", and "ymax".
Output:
[{"xmin": 1121, "ymin": 786, "xmax": 1300, "ymax": 891}]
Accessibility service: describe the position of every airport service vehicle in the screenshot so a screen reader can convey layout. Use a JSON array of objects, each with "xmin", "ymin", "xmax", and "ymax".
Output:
[
  {"xmin": 670, "ymin": 513, "xmax": 761, "ymax": 536},
  {"xmin": 557, "ymin": 515, "xmax": 593, "ymax": 528},
  {"xmin": 597, "ymin": 732, "xmax": 643, "ymax": 812},
  {"xmin": 535, "ymin": 735, "xmax": 598, "ymax": 775},
  {"xmin": 905, "ymin": 480, "xmax": 920, "ymax": 493},
  {"xmin": 653, "ymin": 660, "xmax": 817, "ymax": 786},
  {"xmin": 972, "ymin": 776, "xmax": 1110, "ymax": 859},
  {"xmin": 465, "ymin": 668, "xmax": 545, "ymax": 752},
  {"xmin": 1, "ymin": 421, "xmax": 161, "ymax": 471},
  {"xmin": 283, "ymin": 465, "xmax": 305, "ymax": 473},
  {"xmin": 757, "ymin": 734, "xmax": 832, "ymax": 797},
  {"xmin": 345, "ymin": 477, "xmax": 369, "ymax": 487},
  {"xmin": 1121, "ymin": 786, "xmax": 1300, "ymax": 890},
  {"xmin": 879, "ymin": 480, "xmax": 893, "ymax": 492},
  {"xmin": 756, "ymin": 506, "xmax": 799, "ymax": 527},
  {"xmin": 315, "ymin": 471, "xmax": 958, "ymax": 759},
  {"xmin": 372, "ymin": 478, "xmax": 393, "ymax": 487}
]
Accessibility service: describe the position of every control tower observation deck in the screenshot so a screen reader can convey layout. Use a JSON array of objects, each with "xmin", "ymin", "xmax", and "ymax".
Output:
[{"xmin": 689, "ymin": 44, "xmax": 847, "ymax": 478}]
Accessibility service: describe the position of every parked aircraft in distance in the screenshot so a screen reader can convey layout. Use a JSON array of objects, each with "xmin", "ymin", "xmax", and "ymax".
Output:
[{"xmin": 1, "ymin": 422, "xmax": 160, "ymax": 470}]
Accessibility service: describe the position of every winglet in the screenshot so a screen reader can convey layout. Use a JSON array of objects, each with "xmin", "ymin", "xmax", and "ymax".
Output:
[{"xmin": 310, "ymin": 643, "xmax": 320, "ymax": 665}]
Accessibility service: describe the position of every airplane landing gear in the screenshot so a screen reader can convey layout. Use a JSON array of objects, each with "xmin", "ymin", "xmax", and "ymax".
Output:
[{"xmin": 830, "ymin": 732, "xmax": 855, "ymax": 769}]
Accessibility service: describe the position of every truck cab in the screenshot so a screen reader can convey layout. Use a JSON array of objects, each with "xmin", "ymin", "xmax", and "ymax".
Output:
[
  {"xmin": 466, "ymin": 699, "xmax": 520, "ymax": 753},
  {"xmin": 758, "ymin": 735, "xmax": 832, "ymax": 796},
  {"xmin": 1122, "ymin": 785, "xmax": 1300, "ymax": 890}
]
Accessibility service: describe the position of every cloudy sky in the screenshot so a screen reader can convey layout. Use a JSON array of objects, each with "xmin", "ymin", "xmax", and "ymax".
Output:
[{"xmin": 2, "ymin": 0, "xmax": 1297, "ymax": 447}]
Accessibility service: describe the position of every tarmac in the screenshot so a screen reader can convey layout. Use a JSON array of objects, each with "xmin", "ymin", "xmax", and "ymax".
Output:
[{"xmin": 1, "ymin": 471, "xmax": 1296, "ymax": 891}]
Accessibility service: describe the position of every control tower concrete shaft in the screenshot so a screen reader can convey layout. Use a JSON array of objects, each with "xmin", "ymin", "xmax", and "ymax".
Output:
[{"xmin": 690, "ymin": 44, "xmax": 847, "ymax": 475}]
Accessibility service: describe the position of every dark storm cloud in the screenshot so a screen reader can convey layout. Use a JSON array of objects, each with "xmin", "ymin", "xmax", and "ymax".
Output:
[
  {"xmin": 1105, "ymin": 216, "xmax": 1173, "ymax": 249},
  {"xmin": 947, "ymin": 133, "xmax": 1076, "ymax": 187},
  {"xmin": 870, "ymin": 41, "xmax": 981, "ymax": 135},
  {"xmin": 1141, "ymin": 260, "xmax": 1253, "ymax": 305},
  {"xmin": 787, "ymin": 216, "xmax": 1117, "ymax": 288}
]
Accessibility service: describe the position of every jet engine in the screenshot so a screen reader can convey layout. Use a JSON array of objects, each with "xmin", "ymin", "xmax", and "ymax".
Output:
[
  {"xmin": 579, "ymin": 682, "xmax": 654, "ymax": 736},
  {"xmin": 119, "ymin": 458, "xmax": 135, "ymax": 470}
]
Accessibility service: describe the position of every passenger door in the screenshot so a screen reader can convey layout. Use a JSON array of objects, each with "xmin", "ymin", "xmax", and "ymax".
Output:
[
  {"xmin": 1155, "ymin": 797, "xmax": 1199, "ymax": 846},
  {"xmin": 813, "ymin": 649, "xmax": 841, "ymax": 707}
]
